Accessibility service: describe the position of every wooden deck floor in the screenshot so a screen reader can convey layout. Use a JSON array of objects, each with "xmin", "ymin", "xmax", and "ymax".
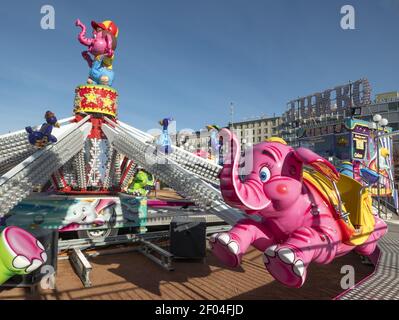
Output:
[
  {"xmin": 147, "ymin": 189, "xmax": 184, "ymax": 200},
  {"xmin": 0, "ymin": 246, "xmax": 373, "ymax": 300}
]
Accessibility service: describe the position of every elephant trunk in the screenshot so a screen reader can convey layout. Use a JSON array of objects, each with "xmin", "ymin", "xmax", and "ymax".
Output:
[
  {"xmin": 76, "ymin": 22, "xmax": 93, "ymax": 47},
  {"xmin": 219, "ymin": 129, "xmax": 269, "ymax": 212}
]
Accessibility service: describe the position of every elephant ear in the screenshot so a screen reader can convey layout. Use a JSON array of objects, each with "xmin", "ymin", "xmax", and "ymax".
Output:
[
  {"xmin": 94, "ymin": 199, "xmax": 116, "ymax": 214},
  {"xmin": 294, "ymin": 147, "xmax": 340, "ymax": 182}
]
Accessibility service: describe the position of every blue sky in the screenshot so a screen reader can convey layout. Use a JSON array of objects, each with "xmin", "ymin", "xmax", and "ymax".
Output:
[{"xmin": 0, "ymin": 0, "xmax": 398, "ymax": 133}]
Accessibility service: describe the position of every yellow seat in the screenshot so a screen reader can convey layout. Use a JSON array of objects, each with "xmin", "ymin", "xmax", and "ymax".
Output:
[
  {"xmin": 303, "ymin": 168, "xmax": 375, "ymax": 246},
  {"xmin": 337, "ymin": 174, "xmax": 375, "ymax": 245}
]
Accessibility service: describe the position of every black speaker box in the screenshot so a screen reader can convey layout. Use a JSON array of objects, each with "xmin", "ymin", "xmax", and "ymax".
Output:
[{"xmin": 170, "ymin": 216, "xmax": 206, "ymax": 259}]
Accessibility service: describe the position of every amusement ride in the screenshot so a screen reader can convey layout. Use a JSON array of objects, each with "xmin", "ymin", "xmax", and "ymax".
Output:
[{"xmin": 0, "ymin": 18, "xmax": 395, "ymax": 297}]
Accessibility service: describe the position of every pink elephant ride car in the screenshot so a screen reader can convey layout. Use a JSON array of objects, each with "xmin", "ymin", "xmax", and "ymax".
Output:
[{"xmin": 210, "ymin": 129, "xmax": 387, "ymax": 288}]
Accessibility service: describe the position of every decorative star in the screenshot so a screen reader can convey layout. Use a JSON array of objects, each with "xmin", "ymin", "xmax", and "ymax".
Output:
[
  {"xmin": 102, "ymin": 96, "xmax": 114, "ymax": 110},
  {"xmin": 84, "ymin": 91, "xmax": 98, "ymax": 104}
]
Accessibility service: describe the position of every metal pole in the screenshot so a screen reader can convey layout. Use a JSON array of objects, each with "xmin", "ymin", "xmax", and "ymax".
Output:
[
  {"xmin": 376, "ymin": 123, "xmax": 381, "ymax": 217},
  {"xmin": 297, "ymin": 100, "xmax": 300, "ymax": 148},
  {"xmin": 230, "ymin": 103, "xmax": 234, "ymax": 131},
  {"xmin": 349, "ymin": 80, "xmax": 353, "ymax": 119}
]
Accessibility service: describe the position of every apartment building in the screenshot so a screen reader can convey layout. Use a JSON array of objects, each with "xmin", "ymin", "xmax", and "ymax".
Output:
[{"xmin": 228, "ymin": 116, "xmax": 283, "ymax": 146}]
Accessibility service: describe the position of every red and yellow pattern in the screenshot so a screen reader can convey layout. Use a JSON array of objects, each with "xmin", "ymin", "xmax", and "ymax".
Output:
[{"xmin": 73, "ymin": 85, "xmax": 118, "ymax": 117}]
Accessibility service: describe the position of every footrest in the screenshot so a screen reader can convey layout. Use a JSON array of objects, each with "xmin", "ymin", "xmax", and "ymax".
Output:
[
  {"xmin": 70, "ymin": 248, "xmax": 92, "ymax": 288},
  {"xmin": 138, "ymin": 239, "xmax": 174, "ymax": 271}
]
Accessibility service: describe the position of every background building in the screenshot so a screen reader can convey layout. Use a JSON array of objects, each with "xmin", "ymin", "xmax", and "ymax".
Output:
[
  {"xmin": 358, "ymin": 92, "xmax": 399, "ymax": 191},
  {"xmin": 228, "ymin": 115, "xmax": 283, "ymax": 146},
  {"xmin": 176, "ymin": 84, "xmax": 399, "ymax": 188},
  {"xmin": 176, "ymin": 129, "xmax": 212, "ymax": 153},
  {"xmin": 359, "ymin": 92, "xmax": 399, "ymax": 146},
  {"xmin": 178, "ymin": 115, "xmax": 283, "ymax": 153},
  {"xmin": 280, "ymin": 79, "xmax": 372, "ymax": 148}
]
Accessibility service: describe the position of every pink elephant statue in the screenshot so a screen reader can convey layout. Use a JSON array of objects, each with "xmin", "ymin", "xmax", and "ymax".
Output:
[
  {"xmin": 210, "ymin": 129, "xmax": 387, "ymax": 288},
  {"xmin": 75, "ymin": 19, "xmax": 118, "ymax": 69}
]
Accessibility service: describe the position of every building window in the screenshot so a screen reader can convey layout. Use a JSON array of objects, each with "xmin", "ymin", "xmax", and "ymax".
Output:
[
  {"xmin": 370, "ymin": 105, "xmax": 379, "ymax": 113},
  {"xmin": 389, "ymin": 103, "xmax": 398, "ymax": 112},
  {"xmin": 379, "ymin": 104, "xmax": 389, "ymax": 112}
]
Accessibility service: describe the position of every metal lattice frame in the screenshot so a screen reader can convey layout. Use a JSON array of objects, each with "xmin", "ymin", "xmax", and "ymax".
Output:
[
  {"xmin": 63, "ymin": 159, "xmax": 78, "ymax": 189},
  {"xmin": 0, "ymin": 117, "xmax": 91, "ymax": 216},
  {"xmin": 113, "ymin": 151, "xmax": 122, "ymax": 188},
  {"xmin": 0, "ymin": 118, "xmax": 74, "ymax": 175},
  {"xmin": 72, "ymin": 150, "xmax": 87, "ymax": 189},
  {"xmin": 0, "ymin": 150, "xmax": 36, "ymax": 176},
  {"xmin": 103, "ymin": 144, "xmax": 116, "ymax": 190},
  {"xmin": 87, "ymin": 138, "xmax": 102, "ymax": 187},
  {"xmin": 117, "ymin": 120, "xmax": 222, "ymax": 185},
  {"xmin": 0, "ymin": 131, "xmax": 36, "ymax": 165},
  {"xmin": 120, "ymin": 162, "xmax": 138, "ymax": 191},
  {"xmin": 52, "ymin": 170, "xmax": 66, "ymax": 189},
  {"xmin": 102, "ymin": 123, "xmax": 246, "ymax": 226}
]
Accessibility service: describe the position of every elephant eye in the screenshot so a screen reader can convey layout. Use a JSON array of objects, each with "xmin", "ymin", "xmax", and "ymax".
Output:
[
  {"xmin": 259, "ymin": 167, "xmax": 271, "ymax": 182},
  {"xmin": 289, "ymin": 165, "xmax": 297, "ymax": 176}
]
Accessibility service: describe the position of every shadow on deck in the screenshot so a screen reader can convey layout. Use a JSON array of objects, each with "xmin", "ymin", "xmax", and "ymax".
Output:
[
  {"xmin": 337, "ymin": 222, "xmax": 399, "ymax": 300},
  {"xmin": 0, "ymin": 245, "xmax": 374, "ymax": 300}
]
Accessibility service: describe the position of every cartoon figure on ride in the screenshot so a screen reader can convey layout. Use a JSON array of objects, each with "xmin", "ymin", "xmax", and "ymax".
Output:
[
  {"xmin": 25, "ymin": 111, "xmax": 60, "ymax": 148},
  {"xmin": 75, "ymin": 19, "xmax": 118, "ymax": 86},
  {"xmin": 210, "ymin": 129, "xmax": 387, "ymax": 288},
  {"xmin": 127, "ymin": 169, "xmax": 155, "ymax": 197},
  {"xmin": 157, "ymin": 118, "xmax": 174, "ymax": 154},
  {"xmin": 0, "ymin": 226, "xmax": 47, "ymax": 285},
  {"xmin": 60, "ymin": 199, "xmax": 117, "ymax": 231},
  {"xmin": 88, "ymin": 56, "xmax": 115, "ymax": 86},
  {"xmin": 207, "ymin": 125, "xmax": 222, "ymax": 165}
]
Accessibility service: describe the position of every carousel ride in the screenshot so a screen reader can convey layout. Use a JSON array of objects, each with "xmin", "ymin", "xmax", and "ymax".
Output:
[
  {"xmin": 0, "ymin": 19, "xmax": 389, "ymax": 292},
  {"xmin": 0, "ymin": 19, "xmax": 244, "ymax": 286}
]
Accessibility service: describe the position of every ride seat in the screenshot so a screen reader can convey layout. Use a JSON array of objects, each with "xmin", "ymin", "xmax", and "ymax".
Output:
[
  {"xmin": 304, "ymin": 168, "xmax": 375, "ymax": 246},
  {"xmin": 337, "ymin": 174, "xmax": 375, "ymax": 246}
]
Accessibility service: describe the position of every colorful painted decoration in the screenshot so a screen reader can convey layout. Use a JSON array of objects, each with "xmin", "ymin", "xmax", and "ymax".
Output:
[
  {"xmin": 127, "ymin": 170, "xmax": 155, "ymax": 197},
  {"xmin": 75, "ymin": 19, "xmax": 118, "ymax": 86},
  {"xmin": 73, "ymin": 85, "xmax": 118, "ymax": 117},
  {"xmin": 210, "ymin": 129, "xmax": 387, "ymax": 288},
  {"xmin": 338, "ymin": 161, "xmax": 355, "ymax": 178},
  {"xmin": 348, "ymin": 119, "xmax": 395, "ymax": 197},
  {"xmin": 6, "ymin": 197, "xmax": 147, "ymax": 233},
  {"xmin": 25, "ymin": 111, "xmax": 60, "ymax": 148},
  {"xmin": 88, "ymin": 56, "xmax": 115, "ymax": 86},
  {"xmin": 60, "ymin": 199, "xmax": 117, "ymax": 231},
  {"xmin": 157, "ymin": 118, "xmax": 173, "ymax": 154},
  {"xmin": 206, "ymin": 124, "xmax": 222, "ymax": 165},
  {"xmin": 0, "ymin": 226, "xmax": 47, "ymax": 285}
]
